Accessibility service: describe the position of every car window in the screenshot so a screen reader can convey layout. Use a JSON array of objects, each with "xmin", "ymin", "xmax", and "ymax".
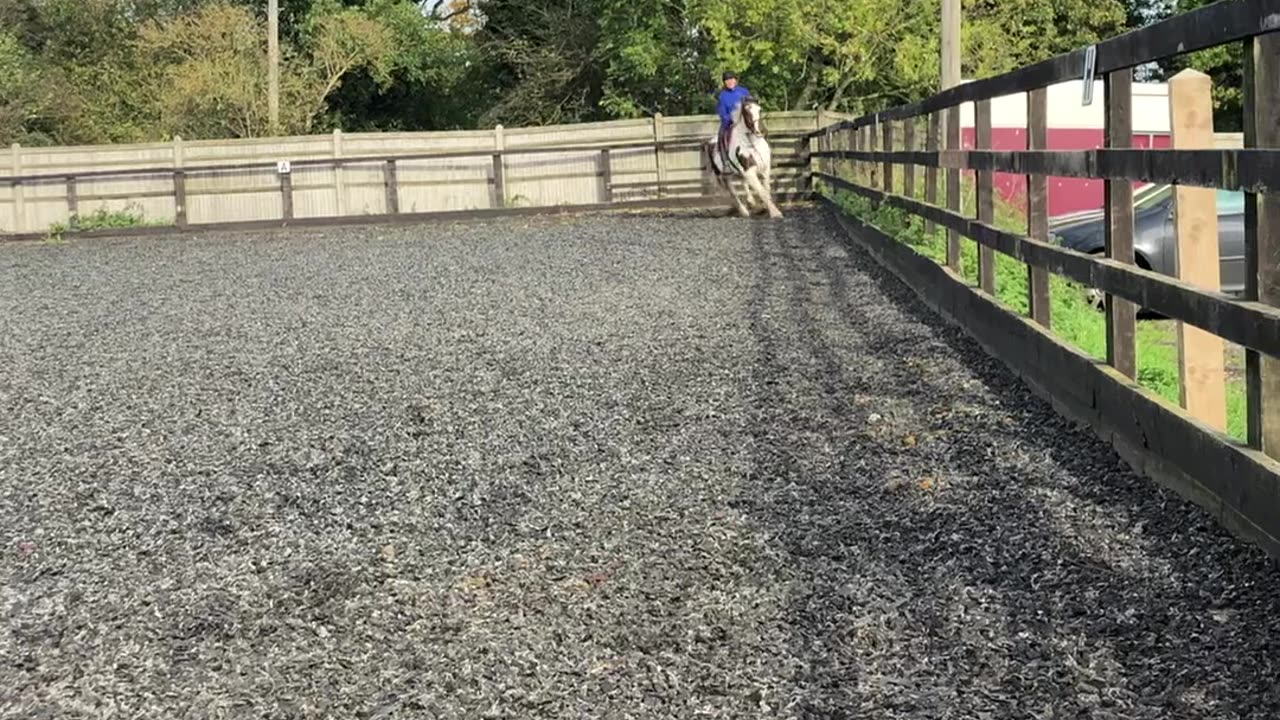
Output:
[
  {"xmin": 1217, "ymin": 189, "xmax": 1245, "ymax": 215},
  {"xmin": 1134, "ymin": 184, "xmax": 1171, "ymax": 210}
]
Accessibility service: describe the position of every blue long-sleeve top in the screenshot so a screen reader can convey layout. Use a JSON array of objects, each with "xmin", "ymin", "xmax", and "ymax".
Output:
[{"xmin": 716, "ymin": 86, "xmax": 752, "ymax": 128}]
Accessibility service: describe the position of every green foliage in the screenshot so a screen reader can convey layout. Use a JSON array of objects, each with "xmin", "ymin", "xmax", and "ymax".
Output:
[
  {"xmin": 46, "ymin": 204, "xmax": 166, "ymax": 241},
  {"xmin": 0, "ymin": 0, "xmax": 1184, "ymax": 143}
]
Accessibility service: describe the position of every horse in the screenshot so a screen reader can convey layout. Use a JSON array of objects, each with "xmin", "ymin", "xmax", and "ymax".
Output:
[{"xmin": 704, "ymin": 95, "xmax": 782, "ymax": 219}]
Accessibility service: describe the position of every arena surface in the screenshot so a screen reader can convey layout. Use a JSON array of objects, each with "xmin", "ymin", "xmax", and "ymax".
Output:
[{"xmin": 2, "ymin": 207, "xmax": 1279, "ymax": 718}]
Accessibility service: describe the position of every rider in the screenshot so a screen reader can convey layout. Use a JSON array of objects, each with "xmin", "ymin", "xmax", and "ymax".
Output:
[{"xmin": 716, "ymin": 71, "xmax": 751, "ymax": 162}]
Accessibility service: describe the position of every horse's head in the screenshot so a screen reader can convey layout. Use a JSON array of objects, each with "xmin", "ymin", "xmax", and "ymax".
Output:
[{"xmin": 740, "ymin": 95, "xmax": 765, "ymax": 135}]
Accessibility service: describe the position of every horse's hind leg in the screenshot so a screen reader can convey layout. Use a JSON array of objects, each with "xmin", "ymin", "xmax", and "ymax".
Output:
[{"xmin": 707, "ymin": 145, "xmax": 748, "ymax": 217}]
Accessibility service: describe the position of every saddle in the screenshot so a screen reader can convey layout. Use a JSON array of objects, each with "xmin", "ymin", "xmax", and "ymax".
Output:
[{"xmin": 717, "ymin": 125, "xmax": 734, "ymax": 167}]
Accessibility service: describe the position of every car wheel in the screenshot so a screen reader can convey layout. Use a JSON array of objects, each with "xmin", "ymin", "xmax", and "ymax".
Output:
[
  {"xmin": 1082, "ymin": 249, "xmax": 1154, "ymax": 315},
  {"xmin": 1084, "ymin": 250, "xmax": 1106, "ymax": 311}
]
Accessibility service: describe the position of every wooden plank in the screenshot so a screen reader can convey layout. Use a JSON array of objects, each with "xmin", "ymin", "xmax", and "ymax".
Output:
[
  {"xmin": 822, "ymin": 196, "xmax": 1280, "ymax": 561},
  {"xmin": 815, "ymin": 171, "xmax": 1280, "ymax": 359},
  {"xmin": 1170, "ymin": 69, "xmax": 1228, "ymax": 432},
  {"xmin": 808, "ymin": 0, "xmax": 1280, "ymax": 132},
  {"xmin": 882, "ymin": 121, "xmax": 894, "ymax": 193},
  {"xmin": 491, "ymin": 153, "xmax": 505, "ymax": 208},
  {"xmin": 601, "ymin": 149, "xmax": 613, "ymax": 203},
  {"xmin": 976, "ymin": 98, "xmax": 995, "ymax": 295},
  {"xmin": 173, "ymin": 170, "xmax": 188, "ymax": 229},
  {"xmin": 925, "ymin": 112, "xmax": 939, "ymax": 234},
  {"xmin": 65, "ymin": 176, "xmax": 78, "ymax": 218},
  {"xmin": 903, "ymin": 118, "xmax": 916, "ymax": 199},
  {"xmin": 946, "ymin": 104, "xmax": 961, "ymax": 274},
  {"xmin": 1105, "ymin": 69, "xmax": 1137, "ymax": 380},
  {"xmin": 1252, "ymin": 31, "xmax": 1280, "ymax": 458},
  {"xmin": 1027, "ymin": 87, "xmax": 1051, "ymax": 328},
  {"xmin": 382, "ymin": 160, "xmax": 399, "ymax": 214}
]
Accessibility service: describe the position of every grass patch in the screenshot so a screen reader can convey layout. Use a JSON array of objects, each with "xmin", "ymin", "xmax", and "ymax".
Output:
[
  {"xmin": 817, "ymin": 171, "xmax": 1247, "ymax": 442},
  {"xmin": 47, "ymin": 204, "xmax": 170, "ymax": 241}
]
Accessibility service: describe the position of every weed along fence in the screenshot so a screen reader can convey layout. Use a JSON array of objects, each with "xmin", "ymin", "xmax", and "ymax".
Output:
[
  {"xmin": 0, "ymin": 111, "xmax": 827, "ymax": 237},
  {"xmin": 810, "ymin": 0, "xmax": 1280, "ymax": 556}
]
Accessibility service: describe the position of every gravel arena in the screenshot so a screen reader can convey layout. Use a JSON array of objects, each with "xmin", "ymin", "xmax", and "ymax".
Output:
[{"xmin": 3, "ymin": 206, "xmax": 1280, "ymax": 719}]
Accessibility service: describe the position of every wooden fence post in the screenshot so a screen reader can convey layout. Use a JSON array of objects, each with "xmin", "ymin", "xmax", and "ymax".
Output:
[
  {"xmin": 903, "ymin": 118, "xmax": 916, "ymax": 199},
  {"xmin": 172, "ymin": 136, "xmax": 188, "ymax": 229},
  {"xmin": 653, "ymin": 113, "xmax": 667, "ymax": 198},
  {"xmin": 382, "ymin": 160, "xmax": 399, "ymax": 214},
  {"xmin": 491, "ymin": 124, "xmax": 506, "ymax": 208},
  {"xmin": 332, "ymin": 129, "xmax": 346, "ymax": 216},
  {"xmin": 1026, "ymin": 88, "xmax": 1051, "ymax": 328},
  {"xmin": 945, "ymin": 102, "xmax": 962, "ymax": 273},
  {"xmin": 1169, "ymin": 68, "xmax": 1227, "ymax": 432},
  {"xmin": 280, "ymin": 162, "xmax": 295, "ymax": 222},
  {"xmin": 10, "ymin": 143, "xmax": 24, "ymax": 233},
  {"xmin": 882, "ymin": 120, "xmax": 894, "ymax": 193},
  {"xmin": 867, "ymin": 123, "xmax": 879, "ymax": 189},
  {"xmin": 1245, "ymin": 32, "xmax": 1280, "ymax": 456},
  {"xmin": 1104, "ymin": 69, "xmax": 1138, "ymax": 380},
  {"xmin": 925, "ymin": 113, "xmax": 939, "ymax": 233},
  {"xmin": 600, "ymin": 149, "xmax": 613, "ymax": 203},
  {"xmin": 65, "ymin": 176, "xmax": 78, "ymax": 220},
  {"xmin": 976, "ymin": 98, "xmax": 996, "ymax": 294}
]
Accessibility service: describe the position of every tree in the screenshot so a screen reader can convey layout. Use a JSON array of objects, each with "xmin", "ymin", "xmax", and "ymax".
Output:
[{"xmin": 136, "ymin": 1, "xmax": 397, "ymax": 138}]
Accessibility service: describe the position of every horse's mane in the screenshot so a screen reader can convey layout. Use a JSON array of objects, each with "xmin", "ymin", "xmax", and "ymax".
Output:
[{"xmin": 730, "ymin": 95, "xmax": 760, "ymax": 123}]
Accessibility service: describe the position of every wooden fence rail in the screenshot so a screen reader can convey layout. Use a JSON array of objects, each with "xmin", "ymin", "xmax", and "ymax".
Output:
[{"xmin": 810, "ymin": 0, "xmax": 1280, "ymax": 557}]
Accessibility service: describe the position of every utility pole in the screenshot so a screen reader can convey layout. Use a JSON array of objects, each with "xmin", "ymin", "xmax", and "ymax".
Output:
[
  {"xmin": 268, "ymin": 0, "xmax": 280, "ymax": 135},
  {"xmin": 941, "ymin": 0, "xmax": 961, "ymax": 92}
]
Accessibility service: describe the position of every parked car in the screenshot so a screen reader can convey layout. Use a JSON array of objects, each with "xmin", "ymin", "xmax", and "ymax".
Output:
[{"xmin": 1050, "ymin": 184, "xmax": 1245, "ymax": 309}]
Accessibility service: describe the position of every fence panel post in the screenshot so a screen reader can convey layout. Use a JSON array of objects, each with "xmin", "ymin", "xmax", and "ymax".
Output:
[
  {"xmin": 1026, "ymin": 89, "xmax": 1051, "ymax": 328},
  {"xmin": 382, "ymin": 160, "xmax": 399, "ymax": 215},
  {"xmin": 491, "ymin": 125, "xmax": 506, "ymax": 209},
  {"xmin": 976, "ymin": 98, "xmax": 995, "ymax": 294},
  {"xmin": 653, "ymin": 113, "xmax": 666, "ymax": 199},
  {"xmin": 1169, "ymin": 68, "xmax": 1227, "ymax": 432},
  {"xmin": 173, "ymin": 136, "xmax": 188, "ymax": 229},
  {"xmin": 945, "ymin": 103, "xmax": 962, "ymax": 274},
  {"xmin": 10, "ymin": 143, "xmax": 24, "ymax": 233},
  {"xmin": 903, "ymin": 117, "xmax": 916, "ymax": 199},
  {"xmin": 1245, "ymin": 33, "xmax": 1280, "ymax": 456},
  {"xmin": 281, "ymin": 170, "xmax": 294, "ymax": 222},
  {"xmin": 601, "ymin": 149, "xmax": 613, "ymax": 203},
  {"xmin": 882, "ymin": 120, "xmax": 894, "ymax": 193},
  {"xmin": 333, "ymin": 129, "xmax": 346, "ymax": 216},
  {"xmin": 925, "ymin": 113, "xmax": 939, "ymax": 234},
  {"xmin": 65, "ymin": 176, "xmax": 78, "ymax": 220},
  {"xmin": 1104, "ymin": 68, "xmax": 1137, "ymax": 379}
]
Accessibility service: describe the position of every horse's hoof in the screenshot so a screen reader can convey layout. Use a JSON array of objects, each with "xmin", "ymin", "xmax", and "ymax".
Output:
[{"xmin": 737, "ymin": 208, "xmax": 751, "ymax": 218}]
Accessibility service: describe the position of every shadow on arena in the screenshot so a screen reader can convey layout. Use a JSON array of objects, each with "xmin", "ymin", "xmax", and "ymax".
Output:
[{"xmin": 735, "ymin": 208, "xmax": 1280, "ymax": 717}]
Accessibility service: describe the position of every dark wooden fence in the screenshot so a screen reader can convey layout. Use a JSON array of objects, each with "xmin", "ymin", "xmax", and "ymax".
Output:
[{"xmin": 809, "ymin": 0, "xmax": 1280, "ymax": 557}]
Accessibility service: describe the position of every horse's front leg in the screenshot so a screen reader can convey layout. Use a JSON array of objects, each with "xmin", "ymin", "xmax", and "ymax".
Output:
[
  {"xmin": 719, "ymin": 173, "xmax": 750, "ymax": 217},
  {"xmin": 742, "ymin": 167, "xmax": 782, "ymax": 219}
]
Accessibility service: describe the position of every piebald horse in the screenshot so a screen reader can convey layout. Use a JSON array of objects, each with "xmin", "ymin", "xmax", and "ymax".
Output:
[{"xmin": 705, "ymin": 95, "xmax": 782, "ymax": 219}]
